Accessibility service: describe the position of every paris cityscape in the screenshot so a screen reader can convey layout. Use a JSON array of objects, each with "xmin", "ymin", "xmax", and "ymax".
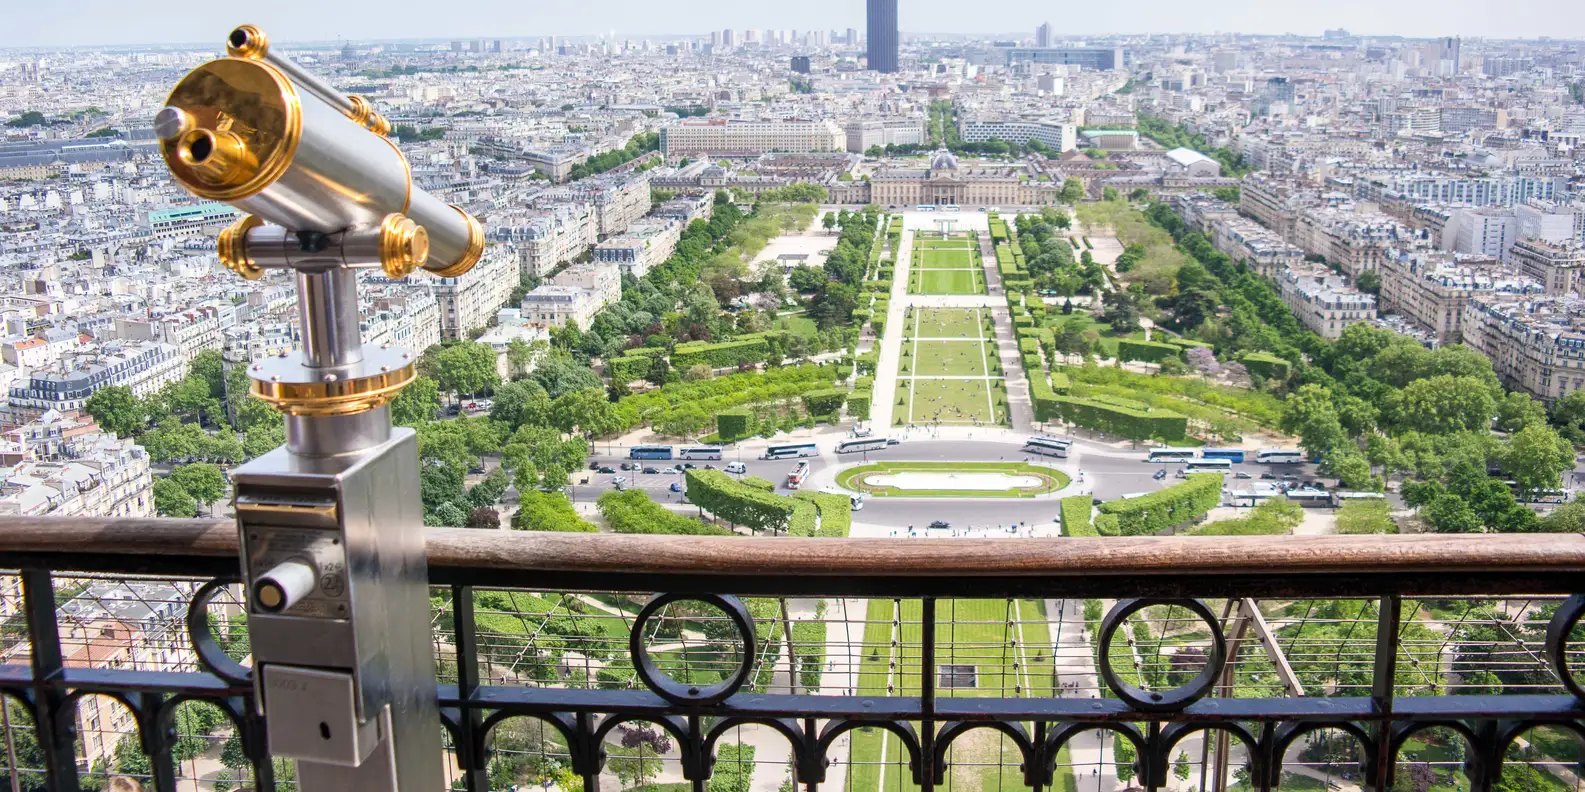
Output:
[{"xmin": 2, "ymin": 2, "xmax": 1585, "ymax": 791}]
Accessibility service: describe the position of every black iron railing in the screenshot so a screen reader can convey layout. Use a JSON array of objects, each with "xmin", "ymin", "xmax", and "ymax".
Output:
[{"xmin": 1, "ymin": 519, "xmax": 1584, "ymax": 792}]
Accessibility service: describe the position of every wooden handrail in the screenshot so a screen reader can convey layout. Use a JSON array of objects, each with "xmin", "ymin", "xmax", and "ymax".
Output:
[{"xmin": 0, "ymin": 516, "xmax": 1582, "ymax": 586}]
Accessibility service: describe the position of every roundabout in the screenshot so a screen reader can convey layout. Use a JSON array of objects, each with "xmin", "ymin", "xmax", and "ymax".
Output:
[{"xmin": 836, "ymin": 460, "xmax": 1070, "ymax": 498}]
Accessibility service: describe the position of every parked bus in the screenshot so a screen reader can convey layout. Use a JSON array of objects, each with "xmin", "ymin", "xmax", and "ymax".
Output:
[
  {"xmin": 1284, "ymin": 489, "xmax": 1333, "ymax": 508},
  {"xmin": 837, "ymin": 438, "xmax": 889, "ymax": 454},
  {"xmin": 1184, "ymin": 459, "xmax": 1233, "ymax": 472},
  {"xmin": 1147, "ymin": 448, "xmax": 1197, "ymax": 463},
  {"xmin": 1024, "ymin": 436, "xmax": 1072, "ymax": 458},
  {"xmin": 1200, "ymin": 448, "xmax": 1247, "ymax": 463},
  {"xmin": 787, "ymin": 462, "xmax": 811, "ymax": 490},
  {"xmin": 763, "ymin": 443, "xmax": 819, "ymax": 460},
  {"xmin": 678, "ymin": 446, "xmax": 723, "ymax": 461},
  {"xmin": 629, "ymin": 445, "xmax": 674, "ymax": 460},
  {"xmin": 1330, "ymin": 491, "xmax": 1388, "ymax": 508},
  {"xmin": 1255, "ymin": 449, "xmax": 1306, "ymax": 465},
  {"xmin": 916, "ymin": 204, "xmax": 937, "ymax": 212}
]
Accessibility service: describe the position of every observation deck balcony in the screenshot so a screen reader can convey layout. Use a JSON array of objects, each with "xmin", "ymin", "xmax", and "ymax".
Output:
[{"xmin": 1, "ymin": 518, "xmax": 1583, "ymax": 792}]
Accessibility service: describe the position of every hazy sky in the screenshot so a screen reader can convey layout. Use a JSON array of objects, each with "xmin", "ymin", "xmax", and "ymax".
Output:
[{"xmin": 3, "ymin": 0, "xmax": 1584, "ymax": 48}]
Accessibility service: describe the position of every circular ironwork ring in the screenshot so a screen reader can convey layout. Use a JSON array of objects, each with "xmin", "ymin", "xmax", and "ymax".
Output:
[
  {"xmin": 1097, "ymin": 598, "xmax": 1226, "ymax": 712},
  {"xmin": 186, "ymin": 578, "xmax": 252, "ymax": 686},
  {"xmin": 629, "ymin": 593, "xmax": 756, "ymax": 706},
  {"xmin": 1545, "ymin": 594, "xmax": 1585, "ymax": 701}
]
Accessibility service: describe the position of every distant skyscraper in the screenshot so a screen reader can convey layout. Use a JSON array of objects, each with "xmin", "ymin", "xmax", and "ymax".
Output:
[
  {"xmin": 791, "ymin": 55, "xmax": 812, "ymax": 74},
  {"xmin": 1035, "ymin": 22, "xmax": 1051, "ymax": 48},
  {"xmin": 722, "ymin": 28, "xmax": 736, "ymax": 48},
  {"xmin": 866, "ymin": 0, "xmax": 898, "ymax": 72},
  {"xmin": 846, "ymin": 28, "xmax": 858, "ymax": 46}
]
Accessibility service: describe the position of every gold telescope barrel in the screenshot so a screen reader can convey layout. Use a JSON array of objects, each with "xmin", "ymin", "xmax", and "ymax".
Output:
[{"xmin": 154, "ymin": 31, "xmax": 483, "ymax": 278}]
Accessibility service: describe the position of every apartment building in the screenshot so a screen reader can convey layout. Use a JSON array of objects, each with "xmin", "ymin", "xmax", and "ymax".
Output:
[
  {"xmin": 520, "ymin": 285, "xmax": 608, "ymax": 330},
  {"xmin": 1462, "ymin": 295, "xmax": 1585, "ymax": 401},
  {"xmin": 651, "ymin": 193, "xmax": 715, "ymax": 226},
  {"xmin": 1449, "ymin": 208, "xmax": 1516, "ymax": 260},
  {"xmin": 550, "ymin": 261, "xmax": 622, "ymax": 307},
  {"xmin": 1276, "ymin": 263, "xmax": 1379, "ymax": 339},
  {"xmin": 0, "ymin": 422, "xmax": 152, "ymax": 518},
  {"xmin": 1209, "ymin": 217, "xmax": 1306, "ymax": 279},
  {"xmin": 493, "ymin": 204, "xmax": 598, "ymax": 278},
  {"xmin": 1515, "ymin": 200, "xmax": 1585, "ymax": 245},
  {"xmin": 1171, "ymin": 192, "xmax": 1240, "ymax": 235},
  {"xmin": 1362, "ymin": 174, "xmax": 1566, "ymax": 209},
  {"xmin": 957, "ymin": 118, "xmax": 1077, "ymax": 152},
  {"xmin": 146, "ymin": 202, "xmax": 242, "ymax": 239},
  {"xmin": 361, "ymin": 290, "xmax": 442, "ymax": 355},
  {"xmin": 1377, "ymin": 250, "xmax": 1542, "ymax": 344},
  {"xmin": 593, "ymin": 218, "xmax": 682, "ymax": 278},
  {"xmin": 431, "ymin": 245, "xmax": 518, "ymax": 340},
  {"xmin": 6, "ymin": 341, "xmax": 184, "ymax": 421},
  {"xmin": 1239, "ymin": 172, "xmax": 1315, "ymax": 239},
  {"xmin": 659, "ymin": 119, "xmax": 844, "ymax": 156},
  {"xmin": 1292, "ymin": 209, "xmax": 1408, "ymax": 278},
  {"xmin": 1510, "ymin": 238, "xmax": 1585, "ymax": 296}
]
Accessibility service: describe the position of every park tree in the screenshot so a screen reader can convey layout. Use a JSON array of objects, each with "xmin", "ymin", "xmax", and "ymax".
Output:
[
  {"xmin": 423, "ymin": 341, "xmax": 500, "ymax": 397},
  {"xmin": 646, "ymin": 354, "xmax": 672, "ymax": 387},
  {"xmin": 552, "ymin": 386, "xmax": 619, "ymax": 437},
  {"xmin": 1396, "ymin": 375, "xmax": 1496, "ymax": 435},
  {"xmin": 153, "ymin": 477, "xmax": 198, "ymax": 517},
  {"xmin": 84, "ymin": 385, "xmax": 145, "ymax": 438},
  {"xmin": 1174, "ymin": 752, "xmax": 1192, "ymax": 788},
  {"xmin": 1548, "ymin": 389, "xmax": 1585, "ymax": 444},
  {"xmin": 787, "ymin": 265, "xmax": 828, "ymax": 292},
  {"xmin": 489, "ymin": 380, "xmax": 552, "ymax": 430},
  {"xmin": 1424, "ymin": 493, "xmax": 1482, "ymax": 533},
  {"xmin": 1495, "ymin": 392, "xmax": 1548, "ymax": 433},
  {"xmin": 504, "ymin": 338, "xmax": 539, "ymax": 380},
  {"xmin": 1113, "ymin": 737, "xmax": 1138, "ymax": 785},
  {"xmin": 1058, "ymin": 178, "xmax": 1085, "ymax": 204},
  {"xmin": 169, "ymin": 463, "xmax": 226, "ymax": 515},
  {"xmin": 466, "ymin": 507, "xmax": 501, "ymax": 529},
  {"xmin": 390, "ymin": 375, "xmax": 441, "ymax": 426},
  {"xmin": 821, "ymin": 212, "xmax": 837, "ymax": 232},
  {"xmin": 1500, "ymin": 423, "xmax": 1575, "ymax": 497}
]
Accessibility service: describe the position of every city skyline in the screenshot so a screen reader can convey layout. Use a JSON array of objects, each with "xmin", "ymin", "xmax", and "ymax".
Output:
[{"xmin": 3, "ymin": 0, "xmax": 1585, "ymax": 48}]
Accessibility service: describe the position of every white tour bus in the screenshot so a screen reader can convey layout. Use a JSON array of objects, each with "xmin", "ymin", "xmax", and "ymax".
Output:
[
  {"xmin": 763, "ymin": 443, "xmax": 819, "ymax": 460},
  {"xmin": 1184, "ymin": 459, "xmax": 1233, "ymax": 472},
  {"xmin": 679, "ymin": 446, "xmax": 724, "ymax": 461},
  {"xmin": 1147, "ymin": 448, "xmax": 1198, "ymax": 463},
  {"xmin": 1255, "ymin": 449, "xmax": 1306, "ymax": 465},
  {"xmin": 837, "ymin": 438, "xmax": 889, "ymax": 454},
  {"xmin": 1024, "ymin": 436, "xmax": 1073, "ymax": 458}
]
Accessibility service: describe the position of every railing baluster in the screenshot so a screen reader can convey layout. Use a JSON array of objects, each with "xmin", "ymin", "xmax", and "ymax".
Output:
[
  {"xmin": 139, "ymin": 693, "xmax": 176, "ymax": 792},
  {"xmin": 21, "ymin": 569, "xmax": 78, "ymax": 792},
  {"xmin": 451, "ymin": 584, "xmax": 488, "ymax": 792},
  {"xmin": 1368, "ymin": 595, "xmax": 1401, "ymax": 792},
  {"xmin": 921, "ymin": 597, "xmax": 935, "ymax": 792}
]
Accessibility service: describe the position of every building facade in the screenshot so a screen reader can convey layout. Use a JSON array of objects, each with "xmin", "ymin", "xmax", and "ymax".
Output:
[{"xmin": 660, "ymin": 119, "xmax": 844, "ymax": 157}]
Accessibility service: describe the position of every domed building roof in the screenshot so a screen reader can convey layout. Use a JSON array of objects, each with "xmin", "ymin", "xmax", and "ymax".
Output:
[{"xmin": 929, "ymin": 149, "xmax": 959, "ymax": 171}]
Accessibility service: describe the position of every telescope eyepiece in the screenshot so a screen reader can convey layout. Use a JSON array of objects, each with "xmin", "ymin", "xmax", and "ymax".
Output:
[
  {"xmin": 177, "ymin": 127, "xmax": 257, "ymax": 188},
  {"xmin": 227, "ymin": 24, "xmax": 269, "ymax": 59}
]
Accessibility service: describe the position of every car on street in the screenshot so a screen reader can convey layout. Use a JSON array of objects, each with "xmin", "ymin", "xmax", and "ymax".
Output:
[
  {"xmin": 1236, "ymin": 471, "xmax": 1252, "ymax": 479},
  {"xmin": 928, "ymin": 520, "xmax": 951, "ymax": 529},
  {"xmin": 620, "ymin": 462, "xmax": 640, "ymax": 471},
  {"xmin": 597, "ymin": 466, "xmax": 616, "ymax": 474},
  {"xmin": 669, "ymin": 482, "xmax": 684, "ymax": 492},
  {"xmin": 703, "ymin": 464, "xmax": 718, "ymax": 470},
  {"xmin": 1175, "ymin": 469, "xmax": 1189, "ymax": 478},
  {"xmin": 725, "ymin": 462, "xmax": 746, "ymax": 473},
  {"xmin": 1152, "ymin": 469, "xmax": 1167, "ymax": 480},
  {"xmin": 679, "ymin": 463, "xmax": 697, "ymax": 469},
  {"xmin": 642, "ymin": 467, "xmax": 661, "ymax": 475},
  {"xmin": 1260, "ymin": 472, "xmax": 1277, "ymax": 480},
  {"xmin": 886, "ymin": 438, "xmax": 901, "ymax": 446},
  {"xmin": 589, "ymin": 461, "xmax": 602, "ymax": 470},
  {"xmin": 611, "ymin": 476, "xmax": 627, "ymax": 487},
  {"xmin": 661, "ymin": 467, "xmax": 679, "ymax": 474}
]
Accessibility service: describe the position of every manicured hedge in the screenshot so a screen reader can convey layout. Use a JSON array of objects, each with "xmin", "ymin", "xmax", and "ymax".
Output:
[
  {"xmin": 1049, "ymin": 370, "xmax": 1071, "ymax": 395},
  {"xmin": 1240, "ymin": 351, "xmax": 1291, "ymax": 380},
  {"xmin": 1060, "ymin": 495, "xmax": 1097, "ymax": 536},
  {"xmin": 1019, "ymin": 338, "xmax": 1041, "ymax": 356},
  {"xmin": 608, "ymin": 354, "xmax": 653, "ymax": 383},
  {"xmin": 1016, "ymin": 327, "xmax": 1040, "ymax": 340},
  {"xmin": 686, "ymin": 469, "xmax": 797, "ymax": 534},
  {"xmin": 1049, "ymin": 394, "xmax": 1188, "ymax": 441},
  {"xmin": 672, "ymin": 336, "xmax": 772, "ymax": 369},
  {"xmin": 794, "ymin": 491, "xmax": 853, "ymax": 537},
  {"xmin": 1118, "ymin": 339, "xmax": 1184, "ymax": 364},
  {"xmin": 801, "ymin": 387, "xmax": 850, "ymax": 416},
  {"xmin": 847, "ymin": 391, "xmax": 872, "ymax": 420},
  {"xmin": 1029, "ymin": 372, "xmax": 1060, "ymax": 421},
  {"xmin": 1013, "ymin": 315, "xmax": 1035, "ymax": 329},
  {"xmin": 1095, "ymin": 473, "xmax": 1223, "ymax": 536},
  {"xmin": 716, "ymin": 408, "xmax": 753, "ymax": 442},
  {"xmin": 857, "ymin": 350, "xmax": 880, "ymax": 376}
]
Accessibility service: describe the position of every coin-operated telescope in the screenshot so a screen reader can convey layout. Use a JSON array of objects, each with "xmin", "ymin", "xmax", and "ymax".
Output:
[{"xmin": 155, "ymin": 25, "xmax": 481, "ymax": 791}]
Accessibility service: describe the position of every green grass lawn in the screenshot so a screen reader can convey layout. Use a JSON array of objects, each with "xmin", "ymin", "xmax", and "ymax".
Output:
[
  {"xmin": 836, "ymin": 461, "xmax": 1070, "ymax": 498},
  {"xmin": 847, "ymin": 598, "xmax": 1060, "ymax": 792},
  {"xmin": 1041, "ymin": 312, "xmax": 1142, "ymax": 358},
  {"xmin": 910, "ymin": 269, "xmax": 985, "ymax": 295},
  {"xmin": 911, "ymin": 341, "xmax": 989, "ymax": 377},
  {"xmin": 773, "ymin": 313, "xmax": 820, "ymax": 341},
  {"xmin": 912, "ymin": 308, "xmax": 984, "ymax": 338},
  {"xmin": 899, "ymin": 378, "xmax": 1005, "ymax": 425},
  {"xmin": 917, "ymin": 248, "xmax": 978, "ymax": 269}
]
